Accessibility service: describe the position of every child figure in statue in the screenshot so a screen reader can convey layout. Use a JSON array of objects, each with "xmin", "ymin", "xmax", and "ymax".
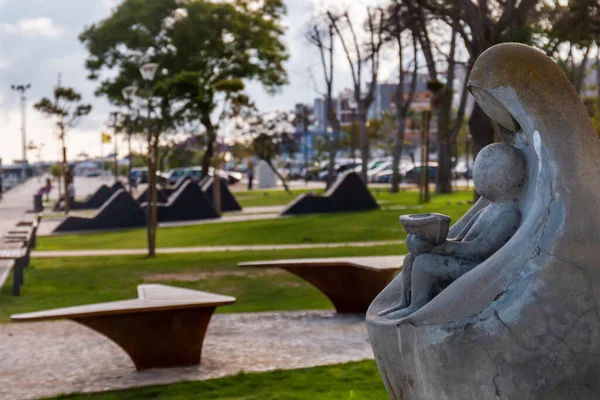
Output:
[{"xmin": 379, "ymin": 142, "xmax": 526, "ymax": 320}]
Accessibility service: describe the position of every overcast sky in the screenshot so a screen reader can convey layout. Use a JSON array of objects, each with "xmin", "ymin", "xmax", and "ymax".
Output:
[{"xmin": 0, "ymin": 0, "xmax": 385, "ymax": 163}]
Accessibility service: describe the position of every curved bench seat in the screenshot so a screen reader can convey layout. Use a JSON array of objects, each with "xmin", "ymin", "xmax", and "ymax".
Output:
[
  {"xmin": 240, "ymin": 256, "xmax": 402, "ymax": 313},
  {"xmin": 12, "ymin": 285, "xmax": 236, "ymax": 370}
]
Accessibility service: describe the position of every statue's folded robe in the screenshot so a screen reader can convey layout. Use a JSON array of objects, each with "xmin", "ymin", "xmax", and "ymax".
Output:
[
  {"xmin": 141, "ymin": 181, "xmax": 219, "ymax": 222},
  {"xmin": 54, "ymin": 190, "xmax": 146, "ymax": 232},
  {"xmin": 281, "ymin": 171, "xmax": 379, "ymax": 216}
]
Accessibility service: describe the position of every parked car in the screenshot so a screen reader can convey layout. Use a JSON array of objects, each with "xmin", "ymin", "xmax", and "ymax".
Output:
[
  {"xmin": 165, "ymin": 168, "xmax": 187, "ymax": 186},
  {"xmin": 403, "ymin": 163, "xmax": 439, "ymax": 184},
  {"xmin": 179, "ymin": 166, "xmax": 242, "ymax": 185},
  {"xmin": 130, "ymin": 167, "xmax": 148, "ymax": 184},
  {"xmin": 453, "ymin": 161, "xmax": 472, "ymax": 179},
  {"xmin": 318, "ymin": 161, "xmax": 361, "ymax": 181},
  {"xmin": 368, "ymin": 160, "xmax": 392, "ymax": 182}
]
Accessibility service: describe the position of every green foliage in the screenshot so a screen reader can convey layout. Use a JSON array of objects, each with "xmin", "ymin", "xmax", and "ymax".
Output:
[
  {"xmin": 584, "ymin": 97, "xmax": 600, "ymax": 136},
  {"xmin": 80, "ymin": 0, "xmax": 289, "ymax": 128},
  {"xmin": 45, "ymin": 361, "xmax": 385, "ymax": 400},
  {"xmin": 34, "ymin": 86, "xmax": 92, "ymax": 136},
  {"xmin": 253, "ymin": 133, "xmax": 280, "ymax": 162},
  {"xmin": 49, "ymin": 164, "xmax": 62, "ymax": 178}
]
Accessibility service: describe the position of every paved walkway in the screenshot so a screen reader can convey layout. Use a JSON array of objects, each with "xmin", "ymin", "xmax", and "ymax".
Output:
[
  {"xmin": 0, "ymin": 311, "xmax": 372, "ymax": 400},
  {"xmin": 0, "ymin": 177, "xmax": 42, "ymax": 237},
  {"xmin": 33, "ymin": 240, "xmax": 405, "ymax": 258}
]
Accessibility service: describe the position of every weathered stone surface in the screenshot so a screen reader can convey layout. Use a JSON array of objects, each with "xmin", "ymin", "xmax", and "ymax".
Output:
[
  {"xmin": 143, "ymin": 181, "xmax": 219, "ymax": 222},
  {"xmin": 201, "ymin": 177, "xmax": 242, "ymax": 212},
  {"xmin": 281, "ymin": 171, "xmax": 379, "ymax": 216},
  {"xmin": 367, "ymin": 43, "xmax": 600, "ymax": 399},
  {"xmin": 54, "ymin": 190, "xmax": 146, "ymax": 232}
]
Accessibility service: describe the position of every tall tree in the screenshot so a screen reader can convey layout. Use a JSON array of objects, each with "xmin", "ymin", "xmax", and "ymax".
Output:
[
  {"xmin": 80, "ymin": 0, "xmax": 289, "ymax": 256},
  {"xmin": 416, "ymin": 0, "xmax": 542, "ymax": 160},
  {"xmin": 34, "ymin": 86, "xmax": 92, "ymax": 213},
  {"xmin": 242, "ymin": 111, "xmax": 295, "ymax": 193},
  {"xmin": 400, "ymin": 1, "xmax": 469, "ymax": 194},
  {"xmin": 307, "ymin": 18, "xmax": 342, "ymax": 188},
  {"xmin": 328, "ymin": 7, "xmax": 386, "ymax": 182},
  {"xmin": 385, "ymin": 0, "xmax": 419, "ymax": 193}
]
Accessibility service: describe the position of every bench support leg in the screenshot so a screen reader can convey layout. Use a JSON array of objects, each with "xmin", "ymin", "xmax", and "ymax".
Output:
[
  {"xmin": 12, "ymin": 260, "xmax": 26, "ymax": 296},
  {"xmin": 73, "ymin": 307, "xmax": 216, "ymax": 370},
  {"xmin": 283, "ymin": 266, "xmax": 397, "ymax": 313}
]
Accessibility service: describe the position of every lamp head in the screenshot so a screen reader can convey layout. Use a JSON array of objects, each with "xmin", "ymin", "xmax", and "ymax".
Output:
[
  {"xmin": 122, "ymin": 85, "xmax": 137, "ymax": 101},
  {"xmin": 140, "ymin": 63, "xmax": 159, "ymax": 81}
]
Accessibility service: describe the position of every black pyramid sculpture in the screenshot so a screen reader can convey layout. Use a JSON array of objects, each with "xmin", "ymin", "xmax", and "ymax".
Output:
[
  {"xmin": 281, "ymin": 171, "xmax": 379, "ymax": 216},
  {"xmin": 54, "ymin": 190, "xmax": 146, "ymax": 232},
  {"xmin": 142, "ymin": 180, "xmax": 219, "ymax": 222},
  {"xmin": 201, "ymin": 177, "xmax": 242, "ymax": 212}
]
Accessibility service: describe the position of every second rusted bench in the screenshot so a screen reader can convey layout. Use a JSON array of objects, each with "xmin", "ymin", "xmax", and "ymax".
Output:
[{"xmin": 239, "ymin": 256, "xmax": 403, "ymax": 313}]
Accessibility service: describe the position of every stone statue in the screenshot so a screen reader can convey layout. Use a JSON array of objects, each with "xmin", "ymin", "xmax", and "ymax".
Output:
[
  {"xmin": 378, "ymin": 143, "xmax": 525, "ymax": 320},
  {"xmin": 367, "ymin": 43, "xmax": 600, "ymax": 399}
]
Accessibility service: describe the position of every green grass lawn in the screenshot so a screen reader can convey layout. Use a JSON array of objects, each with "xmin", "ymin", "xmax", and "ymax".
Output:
[
  {"xmin": 38, "ymin": 190, "xmax": 473, "ymax": 251},
  {"xmin": 1, "ymin": 245, "xmax": 402, "ymax": 322},
  {"xmin": 234, "ymin": 188, "xmax": 324, "ymax": 208},
  {"xmin": 48, "ymin": 360, "xmax": 386, "ymax": 400}
]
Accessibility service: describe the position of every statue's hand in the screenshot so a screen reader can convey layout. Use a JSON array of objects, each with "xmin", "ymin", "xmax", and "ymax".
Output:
[{"xmin": 407, "ymin": 234, "xmax": 435, "ymax": 255}]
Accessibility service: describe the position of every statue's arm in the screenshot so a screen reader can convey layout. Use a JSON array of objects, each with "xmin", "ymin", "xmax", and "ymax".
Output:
[
  {"xmin": 435, "ymin": 209, "xmax": 520, "ymax": 261},
  {"xmin": 448, "ymin": 197, "xmax": 490, "ymax": 239}
]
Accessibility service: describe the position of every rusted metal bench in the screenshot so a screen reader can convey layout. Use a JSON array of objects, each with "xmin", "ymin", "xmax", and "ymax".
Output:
[
  {"xmin": 239, "ymin": 256, "xmax": 403, "ymax": 313},
  {"xmin": 0, "ymin": 214, "xmax": 40, "ymax": 295},
  {"xmin": 0, "ymin": 246, "xmax": 29, "ymax": 296},
  {"xmin": 5, "ymin": 217, "xmax": 39, "ymax": 249},
  {"xmin": 16, "ymin": 212, "xmax": 42, "ymax": 227},
  {"xmin": 11, "ymin": 284, "xmax": 236, "ymax": 370}
]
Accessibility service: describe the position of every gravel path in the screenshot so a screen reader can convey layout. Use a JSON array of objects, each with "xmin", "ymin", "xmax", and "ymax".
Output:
[{"xmin": 0, "ymin": 311, "xmax": 373, "ymax": 400}]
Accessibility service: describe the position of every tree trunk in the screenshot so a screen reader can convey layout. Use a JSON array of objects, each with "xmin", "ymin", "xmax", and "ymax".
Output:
[
  {"xmin": 61, "ymin": 136, "xmax": 70, "ymax": 214},
  {"xmin": 326, "ymin": 138, "xmax": 337, "ymax": 189},
  {"xmin": 350, "ymin": 126, "xmax": 357, "ymax": 164},
  {"xmin": 267, "ymin": 160, "xmax": 290, "ymax": 192},
  {"xmin": 359, "ymin": 110, "xmax": 369, "ymax": 182},
  {"xmin": 146, "ymin": 132, "xmax": 155, "ymax": 258},
  {"xmin": 391, "ymin": 115, "xmax": 407, "ymax": 193},
  {"xmin": 436, "ymin": 93, "xmax": 453, "ymax": 194},
  {"xmin": 127, "ymin": 134, "xmax": 133, "ymax": 194},
  {"xmin": 201, "ymin": 124, "xmax": 216, "ymax": 179},
  {"xmin": 575, "ymin": 46, "xmax": 591, "ymax": 95},
  {"xmin": 151, "ymin": 133, "xmax": 159, "ymax": 256},
  {"xmin": 596, "ymin": 49, "xmax": 600, "ymax": 101},
  {"xmin": 469, "ymin": 103, "xmax": 495, "ymax": 159},
  {"xmin": 437, "ymin": 138, "xmax": 453, "ymax": 194}
]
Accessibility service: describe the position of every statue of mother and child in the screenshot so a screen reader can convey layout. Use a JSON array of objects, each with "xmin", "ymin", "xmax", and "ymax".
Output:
[{"xmin": 367, "ymin": 42, "xmax": 600, "ymax": 399}]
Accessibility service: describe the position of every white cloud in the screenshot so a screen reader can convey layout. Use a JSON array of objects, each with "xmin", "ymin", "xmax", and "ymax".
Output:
[{"xmin": 0, "ymin": 17, "xmax": 64, "ymax": 38}]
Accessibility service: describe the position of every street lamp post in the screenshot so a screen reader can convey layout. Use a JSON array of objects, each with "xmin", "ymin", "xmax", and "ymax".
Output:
[
  {"xmin": 122, "ymin": 85, "xmax": 138, "ymax": 194},
  {"xmin": 11, "ymin": 84, "xmax": 31, "ymax": 165},
  {"xmin": 109, "ymin": 111, "xmax": 120, "ymax": 182},
  {"xmin": 140, "ymin": 63, "xmax": 159, "ymax": 257}
]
